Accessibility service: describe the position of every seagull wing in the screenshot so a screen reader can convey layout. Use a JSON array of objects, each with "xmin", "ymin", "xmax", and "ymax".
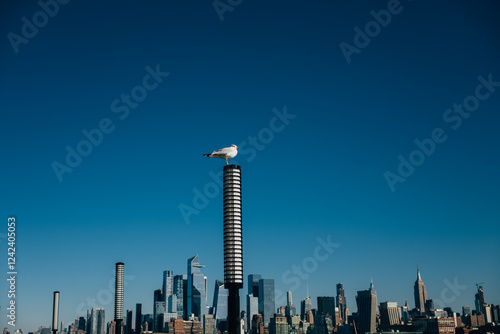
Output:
[{"xmin": 211, "ymin": 147, "xmax": 232, "ymax": 157}]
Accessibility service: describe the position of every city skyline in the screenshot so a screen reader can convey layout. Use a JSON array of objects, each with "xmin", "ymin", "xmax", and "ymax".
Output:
[
  {"xmin": 10, "ymin": 257, "xmax": 499, "ymax": 333},
  {"xmin": 1, "ymin": 0, "xmax": 500, "ymax": 331}
]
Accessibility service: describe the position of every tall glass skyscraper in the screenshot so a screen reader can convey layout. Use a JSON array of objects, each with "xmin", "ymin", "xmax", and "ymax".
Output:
[
  {"xmin": 247, "ymin": 294, "xmax": 259, "ymax": 331},
  {"xmin": 258, "ymin": 278, "xmax": 275, "ymax": 326},
  {"xmin": 248, "ymin": 274, "xmax": 261, "ymax": 296},
  {"xmin": 174, "ymin": 274, "xmax": 185, "ymax": 319},
  {"xmin": 153, "ymin": 302, "xmax": 166, "ymax": 332},
  {"xmin": 88, "ymin": 308, "xmax": 105, "ymax": 334},
  {"xmin": 163, "ymin": 270, "xmax": 174, "ymax": 300},
  {"xmin": 213, "ymin": 280, "xmax": 229, "ymax": 320},
  {"xmin": 187, "ymin": 254, "xmax": 207, "ymax": 320},
  {"xmin": 247, "ymin": 274, "xmax": 262, "ymax": 330}
]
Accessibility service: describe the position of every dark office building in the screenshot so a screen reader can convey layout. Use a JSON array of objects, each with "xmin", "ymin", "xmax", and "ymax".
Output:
[
  {"xmin": 135, "ymin": 304, "xmax": 142, "ymax": 334},
  {"xmin": 126, "ymin": 310, "xmax": 133, "ymax": 334},
  {"xmin": 356, "ymin": 281, "xmax": 377, "ymax": 334},
  {"xmin": 317, "ymin": 297, "xmax": 336, "ymax": 316}
]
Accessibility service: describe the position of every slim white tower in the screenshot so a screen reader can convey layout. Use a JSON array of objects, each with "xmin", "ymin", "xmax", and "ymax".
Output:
[
  {"xmin": 52, "ymin": 291, "xmax": 60, "ymax": 334},
  {"xmin": 115, "ymin": 262, "xmax": 124, "ymax": 334}
]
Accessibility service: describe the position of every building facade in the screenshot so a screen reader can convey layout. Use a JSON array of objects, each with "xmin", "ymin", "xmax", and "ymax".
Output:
[
  {"xmin": 212, "ymin": 280, "xmax": 228, "ymax": 321},
  {"xmin": 88, "ymin": 308, "xmax": 105, "ymax": 334},
  {"xmin": 414, "ymin": 267, "xmax": 428, "ymax": 314},
  {"xmin": 259, "ymin": 278, "xmax": 275, "ymax": 326},
  {"xmin": 337, "ymin": 283, "xmax": 347, "ymax": 323},
  {"xmin": 187, "ymin": 255, "xmax": 207, "ymax": 320},
  {"xmin": 380, "ymin": 302, "xmax": 400, "ymax": 326},
  {"xmin": 356, "ymin": 281, "xmax": 377, "ymax": 334}
]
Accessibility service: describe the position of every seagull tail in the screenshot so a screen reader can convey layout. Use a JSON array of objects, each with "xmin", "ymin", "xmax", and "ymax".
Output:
[{"xmin": 203, "ymin": 154, "xmax": 211, "ymax": 157}]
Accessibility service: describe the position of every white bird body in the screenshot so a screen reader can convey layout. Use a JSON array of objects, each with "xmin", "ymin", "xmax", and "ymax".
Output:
[{"xmin": 203, "ymin": 144, "xmax": 239, "ymax": 165}]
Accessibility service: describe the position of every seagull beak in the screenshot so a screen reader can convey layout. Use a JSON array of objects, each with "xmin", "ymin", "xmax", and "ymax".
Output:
[{"xmin": 236, "ymin": 146, "xmax": 240, "ymax": 149}]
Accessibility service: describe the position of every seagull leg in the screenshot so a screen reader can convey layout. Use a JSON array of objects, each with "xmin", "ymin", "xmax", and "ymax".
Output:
[{"xmin": 226, "ymin": 158, "xmax": 229, "ymax": 165}]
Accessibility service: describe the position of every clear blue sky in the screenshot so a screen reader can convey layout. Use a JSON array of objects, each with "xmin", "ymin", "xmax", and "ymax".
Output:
[{"xmin": 1, "ymin": 0, "xmax": 499, "ymax": 331}]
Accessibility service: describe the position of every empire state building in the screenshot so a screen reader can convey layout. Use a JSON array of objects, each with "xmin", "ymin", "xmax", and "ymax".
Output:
[{"xmin": 414, "ymin": 266, "xmax": 428, "ymax": 314}]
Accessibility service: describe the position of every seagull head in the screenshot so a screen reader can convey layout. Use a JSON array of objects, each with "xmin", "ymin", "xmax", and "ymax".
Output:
[{"xmin": 230, "ymin": 144, "xmax": 239, "ymax": 149}]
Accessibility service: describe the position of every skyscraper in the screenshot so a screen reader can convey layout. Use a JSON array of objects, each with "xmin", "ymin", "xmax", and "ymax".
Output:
[
  {"xmin": 317, "ymin": 297, "xmax": 336, "ymax": 316},
  {"xmin": 247, "ymin": 294, "xmax": 259, "ymax": 331},
  {"xmin": 247, "ymin": 274, "xmax": 261, "ymax": 331},
  {"xmin": 77, "ymin": 317, "xmax": 86, "ymax": 331},
  {"xmin": 414, "ymin": 267, "xmax": 428, "ymax": 314},
  {"xmin": 135, "ymin": 304, "xmax": 142, "ymax": 334},
  {"xmin": 223, "ymin": 164, "xmax": 244, "ymax": 334},
  {"xmin": 182, "ymin": 275, "xmax": 188, "ymax": 319},
  {"xmin": 285, "ymin": 291, "xmax": 296, "ymax": 317},
  {"xmin": 425, "ymin": 300, "xmax": 434, "ymax": 314},
  {"xmin": 301, "ymin": 296, "xmax": 312, "ymax": 320},
  {"xmin": 153, "ymin": 302, "xmax": 166, "ymax": 332},
  {"xmin": 174, "ymin": 274, "xmax": 185, "ymax": 319},
  {"xmin": 187, "ymin": 254, "xmax": 207, "ymax": 320},
  {"xmin": 400, "ymin": 301, "xmax": 410, "ymax": 323},
  {"xmin": 126, "ymin": 310, "xmax": 133, "ymax": 334},
  {"xmin": 163, "ymin": 270, "xmax": 174, "ymax": 309},
  {"xmin": 258, "ymin": 278, "xmax": 275, "ymax": 326},
  {"xmin": 356, "ymin": 281, "xmax": 377, "ymax": 334},
  {"xmin": 248, "ymin": 275, "xmax": 261, "ymax": 296},
  {"xmin": 475, "ymin": 285, "xmax": 485, "ymax": 314},
  {"xmin": 213, "ymin": 280, "xmax": 229, "ymax": 320},
  {"xmin": 88, "ymin": 308, "xmax": 106, "ymax": 334},
  {"xmin": 336, "ymin": 283, "xmax": 347, "ymax": 323},
  {"xmin": 154, "ymin": 289, "xmax": 163, "ymax": 304},
  {"xmin": 269, "ymin": 314, "xmax": 288, "ymax": 334},
  {"xmin": 153, "ymin": 287, "xmax": 164, "ymax": 329},
  {"xmin": 115, "ymin": 263, "xmax": 124, "ymax": 334},
  {"xmin": 379, "ymin": 302, "xmax": 400, "ymax": 326}
]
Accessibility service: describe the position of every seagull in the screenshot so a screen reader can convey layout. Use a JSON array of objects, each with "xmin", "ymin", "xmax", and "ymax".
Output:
[{"xmin": 203, "ymin": 144, "xmax": 239, "ymax": 165}]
